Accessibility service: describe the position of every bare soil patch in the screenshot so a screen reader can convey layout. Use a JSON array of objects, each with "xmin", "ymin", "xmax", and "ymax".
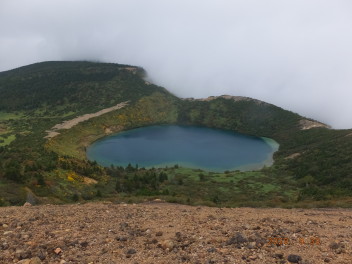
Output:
[
  {"xmin": 0, "ymin": 202, "xmax": 351, "ymax": 263},
  {"xmin": 45, "ymin": 102, "xmax": 128, "ymax": 139},
  {"xmin": 299, "ymin": 119, "xmax": 330, "ymax": 130}
]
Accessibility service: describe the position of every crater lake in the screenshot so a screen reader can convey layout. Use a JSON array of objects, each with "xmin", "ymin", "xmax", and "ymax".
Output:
[{"xmin": 86, "ymin": 125, "xmax": 279, "ymax": 172}]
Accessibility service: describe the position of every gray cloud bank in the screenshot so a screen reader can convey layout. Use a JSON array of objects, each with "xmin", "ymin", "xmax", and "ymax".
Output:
[{"xmin": 1, "ymin": 0, "xmax": 352, "ymax": 128}]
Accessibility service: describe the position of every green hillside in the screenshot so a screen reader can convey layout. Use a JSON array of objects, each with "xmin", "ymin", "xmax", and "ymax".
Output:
[
  {"xmin": 0, "ymin": 61, "xmax": 351, "ymax": 207},
  {"xmin": 0, "ymin": 61, "xmax": 169, "ymax": 114}
]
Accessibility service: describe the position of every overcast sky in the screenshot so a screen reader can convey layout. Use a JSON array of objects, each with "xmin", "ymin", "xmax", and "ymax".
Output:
[{"xmin": 1, "ymin": 0, "xmax": 352, "ymax": 128}]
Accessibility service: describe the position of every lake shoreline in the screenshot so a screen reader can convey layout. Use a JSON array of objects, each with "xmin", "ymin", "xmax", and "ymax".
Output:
[{"xmin": 87, "ymin": 125, "xmax": 280, "ymax": 172}]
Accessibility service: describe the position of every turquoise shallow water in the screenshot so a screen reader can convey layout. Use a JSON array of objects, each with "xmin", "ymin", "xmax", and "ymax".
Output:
[{"xmin": 86, "ymin": 125, "xmax": 279, "ymax": 172}]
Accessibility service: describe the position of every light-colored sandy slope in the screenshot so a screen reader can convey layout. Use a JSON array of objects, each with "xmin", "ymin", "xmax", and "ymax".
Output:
[
  {"xmin": 45, "ymin": 101, "xmax": 129, "ymax": 139},
  {"xmin": 299, "ymin": 119, "xmax": 331, "ymax": 130},
  {"xmin": 1, "ymin": 202, "xmax": 351, "ymax": 264}
]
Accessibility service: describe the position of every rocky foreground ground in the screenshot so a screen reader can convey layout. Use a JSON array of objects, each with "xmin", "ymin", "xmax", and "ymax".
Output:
[{"xmin": 0, "ymin": 202, "xmax": 351, "ymax": 264}]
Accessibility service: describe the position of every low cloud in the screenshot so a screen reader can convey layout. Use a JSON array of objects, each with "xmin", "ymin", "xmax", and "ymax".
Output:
[{"xmin": 1, "ymin": 0, "xmax": 352, "ymax": 128}]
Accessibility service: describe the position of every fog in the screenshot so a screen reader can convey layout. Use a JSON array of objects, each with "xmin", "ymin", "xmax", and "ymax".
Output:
[{"xmin": 1, "ymin": 0, "xmax": 352, "ymax": 128}]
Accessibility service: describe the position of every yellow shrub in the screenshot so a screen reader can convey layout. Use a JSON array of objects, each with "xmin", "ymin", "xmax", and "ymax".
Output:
[{"xmin": 67, "ymin": 172, "xmax": 76, "ymax": 182}]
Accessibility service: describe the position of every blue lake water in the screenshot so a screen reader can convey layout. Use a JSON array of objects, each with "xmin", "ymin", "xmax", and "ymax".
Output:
[{"xmin": 86, "ymin": 125, "xmax": 279, "ymax": 172}]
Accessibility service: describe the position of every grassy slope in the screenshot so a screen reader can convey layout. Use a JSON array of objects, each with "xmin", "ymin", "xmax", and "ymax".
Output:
[
  {"xmin": 0, "ymin": 61, "xmax": 157, "ymax": 112},
  {"xmin": 0, "ymin": 61, "xmax": 351, "ymax": 207},
  {"xmin": 47, "ymin": 94, "xmax": 352, "ymax": 206},
  {"xmin": 178, "ymin": 98, "xmax": 352, "ymax": 201},
  {"xmin": 47, "ymin": 92, "xmax": 179, "ymax": 158},
  {"xmin": 0, "ymin": 61, "xmax": 174, "ymax": 205}
]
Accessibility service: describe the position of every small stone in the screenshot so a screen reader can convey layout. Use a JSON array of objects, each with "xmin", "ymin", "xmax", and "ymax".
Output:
[
  {"xmin": 126, "ymin": 248, "xmax": 136, "ymax": 255},
  {"xmin": 80, "ymin": 241, "xmax": 89, "ymax": 247},
  {"xmin": 17, "ymin": 259, "xmax": 31, "ymax": 264},
  {"xmin": 2, "ymin": 224, "xmax": 8, "ymax": 228},
  {"xmin": 287, "ymin": 254, "xmax": 302, "ymax": 263},
  {"xmin": 120, "ymin": 222, "xmax": 129, "ymax": 229},
  {"xmin": 159, "ymin": 240, "xmax": 174, "ymax": 250},
  {"xmin": 207, "ymin": 247, "xmax": 217, "ymax": 253},
  {"xmin": 335, "ymin": 248, "xmax": 345, "ymax": 254},
  {"xmin": 329, "ymin": 242, "xmax": 339, "ymax": 250},
  {"xmin": 226, "ymin": 232, "xmax": 247, "ymax": 246},
  {"xmin": 54, "ymin": 248, "xmax": 62, "ymax": 255},
  {"xmin": 273, "ymin": 253, "xmax": 284, "ymax": 259},
  {"xmin": 329, "ymin": 241, "xmax": 345, "ymax": 253},
  {"xmin": 37, "ymin": 249, "xmax": 46, "ymax": 260},
  {"xmin": 156, "ymin": 231, "xmax": 163, "ymax": 236},
  {"xmin": 15, "ymin": 249, "xmax": 30, "ymax": 260},
  {"xmin": 181, "ymin": 255, "xmax": 190, "ymax": 262},
  {"xmin": 1, "ymin": 242, "xmax": 9, "ymax": 250},
  {"xmin": 30, "ymin": 257, "xmax": 42, "ymax": 264},
  {"xmin": 23, "ymin": 202, "xmax": 32, "ymax": 207},
  {"xmin": 247, "ymin": 242, "xmax": 256, "ymax": 249},
  {"xmin": 116, "ymin": 236, "xmax": 128, "ymax": 242}
]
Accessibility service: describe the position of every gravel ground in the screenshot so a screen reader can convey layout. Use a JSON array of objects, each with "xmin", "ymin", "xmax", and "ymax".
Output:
[{"xmin": 0, "ymin": 202, "xmax": 351, "ymax": 264}]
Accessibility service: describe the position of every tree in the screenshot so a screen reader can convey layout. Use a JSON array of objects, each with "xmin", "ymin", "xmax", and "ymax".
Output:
[{"xmin": 299, "ymin": 175, "xmax": 315, "ymax": 187}]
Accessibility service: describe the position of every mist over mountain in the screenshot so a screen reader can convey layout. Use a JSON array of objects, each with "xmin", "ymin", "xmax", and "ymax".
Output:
[{"xmin": 1, "ymin": 0, "xmax": 352, "ymax": 128}]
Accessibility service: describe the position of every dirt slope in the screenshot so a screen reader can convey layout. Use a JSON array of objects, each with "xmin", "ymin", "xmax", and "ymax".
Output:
[
  {"xmin": 0, "ymin": 202, "xmax": 351, "ymax": 264},
  {"xmin": 45, "ymin": 101, "xmax": 129, "ymax": 139}
]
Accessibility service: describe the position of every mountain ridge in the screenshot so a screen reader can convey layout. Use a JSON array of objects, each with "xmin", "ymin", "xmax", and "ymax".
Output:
[{"xmin": 0, "ymin": 61, "xmax": 351, "ymax": 207}]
